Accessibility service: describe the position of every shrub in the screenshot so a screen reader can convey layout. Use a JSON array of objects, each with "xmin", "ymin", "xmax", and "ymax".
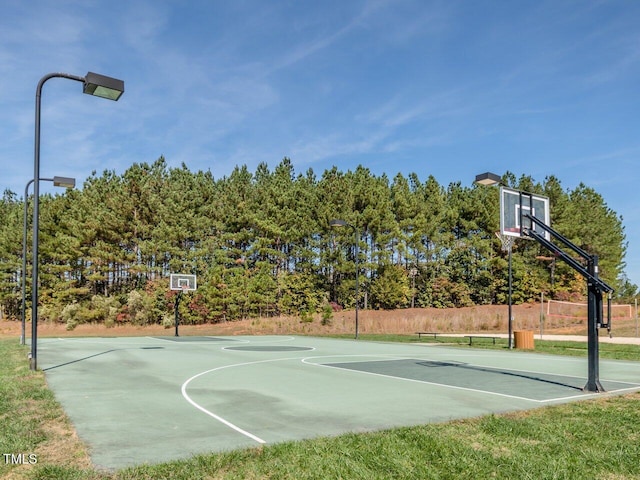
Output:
[
  {"xmin": 321, "ymin": 303, "xmax": 333, "ymax": 326},
  {"xmin": 90, "ymin": 295, "xmax": 121, "ymax": 327},
  {"xmin": 60, "ymin": 303, "xmax": 94, "ymax": 330},
  {"xmin": 127, "ymin": 290, "xmax": 157, "ymax": 325},
  {"xmin": 300, "ymin": 310, "xmax": 314, "ymax": 323},
  {"xmin": 162, "ymin": 313, "xmax": 174, "ymax": 329},
  {"xmin": 369, "ymin": 265, "xmax": 411, "ymax": 310}
]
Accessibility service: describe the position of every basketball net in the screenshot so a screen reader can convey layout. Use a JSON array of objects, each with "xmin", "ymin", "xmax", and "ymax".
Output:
[{"xmin": 495, "ymin": 231, "xmax": 515, "ymax": 252}]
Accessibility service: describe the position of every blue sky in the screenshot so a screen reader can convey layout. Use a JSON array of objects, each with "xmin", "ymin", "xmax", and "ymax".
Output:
[{"xmin": 2, "ymin": 0, "xmax": 640, "ymax": 286}]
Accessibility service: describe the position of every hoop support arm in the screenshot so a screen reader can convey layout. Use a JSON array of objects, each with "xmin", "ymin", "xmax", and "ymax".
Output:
[
  {"xmin": 524, "ymin": 214, "xmax": 613, "ymax": 294},
  {"xmin": 525, "ymin": 214, "xmax": 591, "ymax": 261}
]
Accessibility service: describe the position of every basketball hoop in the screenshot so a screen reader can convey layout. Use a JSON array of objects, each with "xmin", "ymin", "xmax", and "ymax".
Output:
[
  {"xmin": 495, "ymin": 231, "xmax": 515, "ymax": 252},
  {"xmin": 175, "ymin": 284, "xmax": 189, "ymax": 299},
  {"xmin": 170, "ymin": 273, "xmax": 197, "ymax": 291},
  {"xmin": 499, "ymin": 186, "xmax": 550, "ymax": 241},
  {"xmin": 169, "ymin": 273, "xmax": 197, "ymax": 337}
]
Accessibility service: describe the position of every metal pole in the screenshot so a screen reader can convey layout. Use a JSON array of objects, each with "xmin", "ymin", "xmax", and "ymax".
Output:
[
  {"xmin": 31, "ymin": 78, "xmax": 44, "ymax": 370},
  {"xmin": 508, "ymin": 243, "xmax": 513, "ymax": 349},
  {"xmin": 354, "ymin": 228, "xmax": 359, "ymax": 340},
  {"xmin": 21, "ymin": 180, "xmax": 34, "ymax": 345},
  {"xmin": 329, "ymin": 219, "xmax": 360, "ymax": 339},
  {"xmin": 540, "ymin": 292, "xmax": 544, "ymax": 339},
  {"xmin": 174, "ymin": 291, "xmax": 182, "ymax": 337},
  {"xmin": 22, "ymin": 178, "xmax": 57, "ymax": 346},
  {"xmin": 584, "ymin": 255, "xmax": 604, "ymax": 392},
  {"xmin": 31, "ymin": 73, "xmax": 84, "ymax": 370}
]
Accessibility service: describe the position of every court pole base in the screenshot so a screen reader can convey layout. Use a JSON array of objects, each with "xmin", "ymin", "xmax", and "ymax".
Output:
[{"xmin": 583, "ymin": 380, "xmax": 605, "ymax": 393}]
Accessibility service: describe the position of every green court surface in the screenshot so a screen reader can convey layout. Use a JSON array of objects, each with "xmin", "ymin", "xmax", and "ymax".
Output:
[{"xmin": 38, "ymin": 335, "xmax": 640, "ymax": 470}]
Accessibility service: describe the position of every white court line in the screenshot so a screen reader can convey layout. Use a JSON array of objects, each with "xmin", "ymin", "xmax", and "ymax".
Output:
[
  {"xmin": 301, "ymin": 355, "xmax": 547, "ymax": 403},
  {"xmin": 301, "ymin": 354, "xmax": 640, "ymax": 403},
  {"xmin": 181, "ymin": 356, "xmax": 306, "ymax": 444}
]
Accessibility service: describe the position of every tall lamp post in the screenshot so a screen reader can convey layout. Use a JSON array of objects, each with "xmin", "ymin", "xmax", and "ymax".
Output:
[
  {"xmin": 330, "ymin": 219, "xmax": 360, "ymax": 339},
  {"xmin": 474, "ymin": 172, "xmax": 514, "ymax": 349},
  {"xmin": 21, "ymin": 176, "xmax": 75, "ymax": 345},
  {"xmin": 30, "ymin": 72, "xmax": 124, "ymax": 370}
]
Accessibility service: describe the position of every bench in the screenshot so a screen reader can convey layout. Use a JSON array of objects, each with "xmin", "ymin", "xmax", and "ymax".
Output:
[
  {"xmin": 465, "ymin": 335, "xmax": 498, "ymax": 346},
  {"xmin": 416, "ymin": 332, "xmax": 439, "ymax": 339}
]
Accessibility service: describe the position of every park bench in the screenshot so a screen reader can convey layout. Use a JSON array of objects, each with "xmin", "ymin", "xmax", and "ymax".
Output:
[
  {"xmin": 416, "ymin": 332, "xmax": 439, "ymax": 339},
  {"xmin": 465, "ymin": 335, "xmax": 498, "ymax": 346}
]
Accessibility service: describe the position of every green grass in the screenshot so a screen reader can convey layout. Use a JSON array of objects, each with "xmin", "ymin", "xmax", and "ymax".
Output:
[
  {"xmin": 2, "ymin": 338, "xmax": 640, "ymax": 479},
  {"xmin": 0, "ymin": 344, "xmax": 48, "ymax": 467}
]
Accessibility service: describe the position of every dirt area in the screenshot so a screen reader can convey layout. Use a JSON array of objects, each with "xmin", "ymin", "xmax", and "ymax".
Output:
[{"xmin": 2, "ymin": 302, "xmax": 622, "ymax": 339}]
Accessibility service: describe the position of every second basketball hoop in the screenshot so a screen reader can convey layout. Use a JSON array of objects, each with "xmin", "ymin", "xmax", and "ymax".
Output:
[{"xmin": 169, "ymin": 274, "xmax": 197, "ymax": 337}]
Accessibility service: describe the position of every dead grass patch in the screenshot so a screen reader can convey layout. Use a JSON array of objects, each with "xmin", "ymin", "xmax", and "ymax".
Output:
[{"xmin": 1, "ymin": 302, "xmax": 637, "ymax": 339}]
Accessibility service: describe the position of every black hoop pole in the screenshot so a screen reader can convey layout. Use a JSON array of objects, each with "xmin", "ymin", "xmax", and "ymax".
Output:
[
  {"xmin": 174, "ymin": 291, "xmax": 183, "ymax": 337},
  {"xmin": 524, "ymin": 213, "xmax": 613, "ymax": 392}
]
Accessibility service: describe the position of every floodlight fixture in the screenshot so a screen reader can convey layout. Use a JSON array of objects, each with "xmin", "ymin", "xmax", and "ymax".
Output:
[
  {"xmin": 52, "ymin": 176, "xmax": 76, "ymax": 188},
  {"xmin": 83, "ymin": 72, "xmax": 125, "ymax": 101},
  {"xmin": 329, "ymin": 218, "xmax": 348, "ymax": 228},
  {"xmin": 474, "ymin": 172, "xmax": 502, "ymax": 186}
]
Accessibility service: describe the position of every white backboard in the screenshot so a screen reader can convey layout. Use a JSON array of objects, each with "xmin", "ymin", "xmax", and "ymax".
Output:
[
  {"xmin": 500, "ymin": 186, "xmax": 550, "ymax": 240},
  {"xmin": 170, "ymin": 274, "xmax": 197, "ymax": 291}
]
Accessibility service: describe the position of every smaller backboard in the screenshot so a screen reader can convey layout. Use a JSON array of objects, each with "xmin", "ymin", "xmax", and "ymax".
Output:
[
  {"xmin": 500, "ymin": 186, "xmax": 550, "ymax": 240},
  {"xmin": 170, "ymin": 273, "xmax": 197, "ymax": 291}
]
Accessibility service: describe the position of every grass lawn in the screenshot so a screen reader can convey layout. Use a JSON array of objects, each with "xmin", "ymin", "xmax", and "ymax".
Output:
[{"xmin": 2, "ymin": 337, "xmax": 640, "ymax": 479}]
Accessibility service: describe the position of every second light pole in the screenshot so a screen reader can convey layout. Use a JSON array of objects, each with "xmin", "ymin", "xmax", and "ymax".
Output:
[
  {"xmin": 21, "ymin": 176, "xmax": 75, "ymax": 345},
  {"xmin": 474, "ymin": 172, "xmax": 514, "ymax": 349},
  {"xmin": 330, "ymin": 219, "xmax": 360, "ymax": 339}
]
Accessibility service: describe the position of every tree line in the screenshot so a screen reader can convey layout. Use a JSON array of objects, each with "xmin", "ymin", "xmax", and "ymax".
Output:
[{"xmin": 0, "ymin": 157, "xmax": 634, "ymax": 329}]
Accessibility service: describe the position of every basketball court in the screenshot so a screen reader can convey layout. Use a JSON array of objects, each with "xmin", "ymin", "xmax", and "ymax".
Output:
[
  {"xmin": 29, "ymin": 182, "xmax": 634, "ymax": 471},
  {"xmin": 37, "ymin": 335, "xmax": 640, "ymax": 470}
]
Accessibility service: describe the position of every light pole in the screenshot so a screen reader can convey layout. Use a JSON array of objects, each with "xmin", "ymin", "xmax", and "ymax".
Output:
[
  {"xmin": 474, "ymin": 172, "xmax": 514, "ymax": 349},
  {"xmin": 31, "ymin": 72, "xmax": 124, "ymax": 370},
  {"xmin": 21, "ymin": 176, "xmax": 75, "ymax": 345},
  {"xmin": 330, "ymin": 219, "xmax": 360, "ymax": 339},
  {"xmin": 505, "ymin": 237, "xmax": 513, "ymax": 349}
]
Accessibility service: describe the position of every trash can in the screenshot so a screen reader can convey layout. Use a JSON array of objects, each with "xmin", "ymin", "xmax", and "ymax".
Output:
[{"xmin": 514, "ymin": 330, "xmax": 534, "ymax": 349}]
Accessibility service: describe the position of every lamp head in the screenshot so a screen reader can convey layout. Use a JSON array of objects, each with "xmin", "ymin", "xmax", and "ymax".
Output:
[
  {"xmin": 329, "ymin": 219, "xmax": 348, "ymax": 228},
  {"xmin": 52, "ymin": 176, "xmax": 76, "ymax": 189},
  {"xmin": 474, "ymin": 172, "xmax": 502, "ymax": 186},
  {"xmin": 83, "ymin": 72, "xmax": 125, "ymax": 101}
]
